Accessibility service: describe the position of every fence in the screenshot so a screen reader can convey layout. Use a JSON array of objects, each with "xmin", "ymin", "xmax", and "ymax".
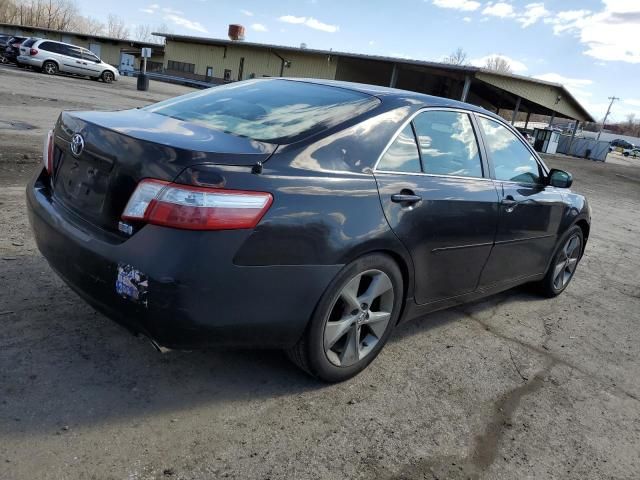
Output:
[{"xmin": 556, "ymin": 135, "xmax": 610, "ymax": 161}]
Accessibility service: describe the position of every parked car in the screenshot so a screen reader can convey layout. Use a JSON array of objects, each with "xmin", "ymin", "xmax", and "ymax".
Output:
[
  {"xmin": 623, "ymin": 147, "xmax": 640, "ymax": 158},
  {"xmin": 1, "ymin": 35, "xmax": 28, "ymax": 64},
  {"xmin": 17, "ymin": 38, "xmax": 119, "ymax": 83},
  {"xmin": 610, "ymin": 138, "xmax": 634, "ymax": 149},
  {"xmin": 27, "ymin": 78, "xmax": 591, "ymax": 382}
]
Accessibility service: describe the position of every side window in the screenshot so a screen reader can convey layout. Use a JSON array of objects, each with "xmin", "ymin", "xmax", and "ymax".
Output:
[
  {"xmin": 64, "ymin": 46, "xmax": 83, "ymax": 59},
  {"xmin": 82, "ymin": 51, "xmax": 99, "ymax": 62},
  {"xmin": 39, "ymin": 42, "xmax": 58, "ymax": 53},
  {"xmin": 377, "ymin": 124, "xmax": 422, "ymax": 173},
  {"xmin": 478, "ymin": 117, "xmax": 542, "ymax": 184},
  {"xmin": 412, "ymin": 111, "xmax": 483, "ymax": 178}
]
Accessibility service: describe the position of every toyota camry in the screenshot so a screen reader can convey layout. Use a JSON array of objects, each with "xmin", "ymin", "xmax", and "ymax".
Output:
[{"xmin": 27, "ymin": 78, "xmax": 590, "ymax": 382}]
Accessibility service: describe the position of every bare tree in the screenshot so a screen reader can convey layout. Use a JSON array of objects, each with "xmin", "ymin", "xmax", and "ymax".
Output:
[
  {"xmin": 484, "ymin": 55, "xmax": 512, "ymax": 73},
  {"xmin": 106, "ymin": 13, "xmax": 129, "ymax": 39},
  {"xmin": 443, "ymin": 47, "xmax": 468, "ymax": 66},
  {"xmin": 152, "ymin": 22, "xmax": 172, "ymax": 44},
  {"xmin": 134, "ymin": 24, "xmax": 152, "ymax": 42},
  {"xmin": 72, "ymin": 15, "xmax": 105, "ymax": 35}
]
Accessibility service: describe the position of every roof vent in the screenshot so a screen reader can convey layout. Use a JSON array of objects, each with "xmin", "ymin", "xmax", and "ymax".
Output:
[{"xmin": 228, "ymin": 24, "xmax": 245, "ymax": 41}]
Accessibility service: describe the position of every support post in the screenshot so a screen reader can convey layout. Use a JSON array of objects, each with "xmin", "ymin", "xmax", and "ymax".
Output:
[
  {"xmin": 460, "ymin": 74, "xmax": 471, "ymax": 102},
  {"xmin": 548, "ymin": 111, "xmax": 556, "ymax": 127},
  {"xmin": 511, "ymin": 97, "xmax": 521, "ymax": 125},
  {"xmin": 524, "ymin": 111, "xmax": 531, "ymax": 130},
  {"xmin": 389, "ymin": 64, "xmax": 398, "ymax": 88},
  {"xmin": 568, "ymin": 119, "xmax": 579, "ymax": 155}
]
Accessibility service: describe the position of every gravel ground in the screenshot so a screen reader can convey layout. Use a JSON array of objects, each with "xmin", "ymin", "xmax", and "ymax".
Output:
[{"xmin": 0, "ymin": 65, "xmax": 639, "ymax": 480}]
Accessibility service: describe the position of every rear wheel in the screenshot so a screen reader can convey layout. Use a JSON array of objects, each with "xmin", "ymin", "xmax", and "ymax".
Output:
[
  {"xmin": 43, "ymin": 61, "xmax": 58, "ymax": 75},
  {"xmin": 101, "ymin": 71, "xmax": 114, "ymax": 83},
  {"xmin": 287, "ymin": 253, "xmax": 403, "ymax": 382},
  {"xmin": 538, "ymin": 226, "xmax": 583, "ymax": 297}
]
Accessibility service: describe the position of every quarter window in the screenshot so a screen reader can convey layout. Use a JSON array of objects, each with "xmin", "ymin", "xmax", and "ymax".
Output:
[
  {"xmin": 478, "ymin": 117, "xmax": 542, "ymax": 184},
  {"xmin": 377, "ymin": 125, "xmax": 421, "ymax": 173},
  {"xmin": 412, "ymin": 111, "xmax": 483, "ymax": 178}
]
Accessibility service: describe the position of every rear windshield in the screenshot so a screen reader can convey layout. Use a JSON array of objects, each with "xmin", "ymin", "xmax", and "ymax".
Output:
[
  {"xmin": 144, "ymin": 79, "xmax": 380, "ymax": 144},
  {"xmin": 22, "ymin": 38, "xmax": 37, "ymax": 47}
]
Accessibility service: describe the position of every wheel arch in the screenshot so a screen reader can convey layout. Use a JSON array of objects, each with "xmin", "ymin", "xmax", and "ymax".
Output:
[{"xmin": 574, "ymin": 218, "xmax": 590, "ymax": 255}]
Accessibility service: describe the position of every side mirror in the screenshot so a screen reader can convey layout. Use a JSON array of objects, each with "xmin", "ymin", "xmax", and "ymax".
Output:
[{"xmin": 548, "ymin": 169, "xmax": 573, "ymax": 188}]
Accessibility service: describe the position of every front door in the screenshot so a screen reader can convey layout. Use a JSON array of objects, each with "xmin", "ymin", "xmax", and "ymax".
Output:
[
  {"xmin": 476, "ymin": 116, "xmax": 565, "ymax": 287},
  {"xmin": 375, "ymin": 110, "xmax": 500, "ymax": 304}
]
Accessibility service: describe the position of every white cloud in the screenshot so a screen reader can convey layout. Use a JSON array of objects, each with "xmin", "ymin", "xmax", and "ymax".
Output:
[
  {"xmin": 432, "ymin": 0, "xmax": 481, "ymax": 12},
  {"xmin": 482, "ymin": 2, "xmax": 515, "ymax": 18},
  {"xmin": 140, "ymin": 8, "xmax": 155, "ymax": 14},
  {"xmin": 624, "ymin": 99, "xmax": 640, "ymax": 107},
  {"xmin": 251, "ymin": 23, "xmax": 268, "ymax": 32},
  {"xmin": 545, "ymin": 1, "xmax": 640, "ymax": 63},
  {"xmin": 278, "ymin": 15, "xmax": 339, "ymax": 32},
  {"xmin": 517, "ymin": 2, "xmax": 550, "ymax": 27},
  {"xmin": 241, "ymin": 9, "xmax": 254, "ymax": 16},
  {"xmin": 463, "ymin": 16, "xmax": 472, "ymax": 22},
  {"xmin": 164, "ymin": 14, "xmax": 208, "ymax": 33},
  {"xmin": 471, "ymin": 54, "xmax": 528, "ymax": 72},
  {"xmin": 162, "ymin": 7, "xmax": 183, "ymax": 15},
  {"xmin": 368, "ymin": 40, "xmax": 375, "ymax": 45},
  {"xmin": 279, "ymin": 15, "xmax": 307, "ymax": 24}
]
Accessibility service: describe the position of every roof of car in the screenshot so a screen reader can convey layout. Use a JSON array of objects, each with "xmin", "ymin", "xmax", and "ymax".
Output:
[{"xmin": 282, "ymin": 77, "xmax": 497, "ymax": 117}]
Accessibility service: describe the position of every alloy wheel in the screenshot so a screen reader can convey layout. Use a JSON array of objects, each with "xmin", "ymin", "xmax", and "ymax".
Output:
[
  {"xmin": 44, "ymin": 62, "xmax": 56, "ymax": 74},
  {"xmin": 323, "ymin": 269, "xmax": 394, "ymax": 367},
  {"xmin": 552, "ymin": 234, "xmax": 581, "ymax": 290},
  {"xmin": 103, "ymin": 72, "xmax": 113, "ymax": 83}
]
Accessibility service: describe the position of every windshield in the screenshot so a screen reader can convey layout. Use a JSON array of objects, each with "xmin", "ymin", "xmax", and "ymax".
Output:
[{"xmin": 144, "ymin": 79, "xmax": 380, "ymax": 144}]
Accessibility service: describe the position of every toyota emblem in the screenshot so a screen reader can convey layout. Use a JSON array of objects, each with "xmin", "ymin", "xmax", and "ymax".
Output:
[{"xmin": 70, "ymin": 133, "xmax": 85, "ymax": 157}]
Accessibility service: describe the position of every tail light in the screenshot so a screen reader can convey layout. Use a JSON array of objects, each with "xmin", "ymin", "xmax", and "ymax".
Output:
[
  {"xmin": 121, "ymin": 179, "xmax": 273, "ymax": 231},
  {"xmin": 42, "ymin": 130, "xmax": 54, "ymax": 174},
  {"xmin": 30, "ymin": 48, "xmax": 38, "ymax": 56}
]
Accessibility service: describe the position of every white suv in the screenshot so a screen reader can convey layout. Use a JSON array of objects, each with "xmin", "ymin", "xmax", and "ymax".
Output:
[{"xmin": 18, "ymin": 38, "xmax": 119, "ymax": 83}]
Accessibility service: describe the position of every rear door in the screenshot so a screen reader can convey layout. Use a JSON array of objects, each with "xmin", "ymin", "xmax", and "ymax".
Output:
[
  {"xmin": 58, "ymin": 44, "xmax": 85, "ymax": 75},
  {"xmin": 476, "ymin": 115, "xmax": 565, "ymax": 286},
  {"xmin": 375, "ymin": 109, "xmax": 500, "ymax": 304}
]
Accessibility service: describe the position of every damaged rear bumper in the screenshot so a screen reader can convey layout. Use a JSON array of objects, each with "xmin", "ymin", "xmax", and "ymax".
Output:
[{"xmin": 26, "ymin": 171, "xmax": 341, "ymax": 350}]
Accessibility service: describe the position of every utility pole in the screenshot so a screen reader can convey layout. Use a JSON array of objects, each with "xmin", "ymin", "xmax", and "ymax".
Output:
[{"xmin": 596, "ymin": 96, "xmax": 619, "ymax": 141}]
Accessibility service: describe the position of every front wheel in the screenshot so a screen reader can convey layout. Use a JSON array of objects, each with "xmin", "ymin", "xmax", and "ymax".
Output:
[
  {"xmin": 538, "ymin": 226, "xmax": 584, "ymax": 297},
  {"xmin": 101, "ymin": 71, "xmax": 114, "ymax": 83},
  {"xmin": 287, "ymin": 253, "xmax": 403, "ymax": 382}
]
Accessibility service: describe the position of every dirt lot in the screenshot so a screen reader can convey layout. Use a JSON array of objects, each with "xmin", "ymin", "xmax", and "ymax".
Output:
[{"xmin": 1, "ymin": 66, "xmax": 639, "ymax": 480}]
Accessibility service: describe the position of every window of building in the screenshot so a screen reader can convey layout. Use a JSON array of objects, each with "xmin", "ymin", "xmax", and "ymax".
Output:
[{"xmin": 167, "ymin": 60, "xmax": 195, "ymax": 74}]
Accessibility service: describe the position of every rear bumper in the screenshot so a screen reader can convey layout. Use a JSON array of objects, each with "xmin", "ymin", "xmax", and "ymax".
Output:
[
  {"xmin": 17, "ymin": 55, "xmax": 41, "ymax": 67},
  {"xmin": 26, "ymin": 171, "xmax": 341, "ymax": 349}
]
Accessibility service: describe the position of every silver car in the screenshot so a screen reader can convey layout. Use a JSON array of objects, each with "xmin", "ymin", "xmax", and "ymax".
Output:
[{"xmin": 17, "ymin": 38, "xmax": 119, "ymax": 83}]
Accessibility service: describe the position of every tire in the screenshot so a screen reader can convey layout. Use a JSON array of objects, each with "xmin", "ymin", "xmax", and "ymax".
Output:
[
  {"xmin": 16, "ymin": 61, "xmax": 25, "ymax": 68},
  {"xmin": 623, "ymin": 152, "xmax": 629, "ymax": 157},
  {"xmin": 101, "ymin": 71, "xmax": 114, "ymax": 83},
  {"xmin": 42, "ymin": 61, "xmax": 58, "ymax": 75},
  {"xmin": 287, "ymin": 253, "xmax": 403, "ymax": 382},
  {"xmin": 537, "ymin": 226, "xmax": 584, "ymax": 297}
]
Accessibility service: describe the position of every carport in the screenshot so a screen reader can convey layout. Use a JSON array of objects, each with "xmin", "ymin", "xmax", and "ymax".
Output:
[{"xmin": 334, "ymin": 55, "xmax": 595, "ymax": 125}]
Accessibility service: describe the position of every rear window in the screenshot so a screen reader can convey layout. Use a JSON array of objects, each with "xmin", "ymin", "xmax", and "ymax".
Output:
[
  {"xmin": 22, "ymin": 38, "xmax": 37, "ymax": 47},
  {"xmin": 144, "ymin": 79, "xmax": 381, "ymax": 144}
]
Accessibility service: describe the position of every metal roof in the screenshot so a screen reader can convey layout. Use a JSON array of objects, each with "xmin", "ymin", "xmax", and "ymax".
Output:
[{"xmin": 0, "ymin": 23, "xmax": 163, "ymax": 49}]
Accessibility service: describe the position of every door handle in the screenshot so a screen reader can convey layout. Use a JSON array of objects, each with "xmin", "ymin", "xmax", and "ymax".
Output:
[
  {"xmin": 391, "ymin": 193, "xmax": 422, "ymax": 205},
  {"xmin": 502, "ymin": 195, "xmax": 518, "ymax": 212}
]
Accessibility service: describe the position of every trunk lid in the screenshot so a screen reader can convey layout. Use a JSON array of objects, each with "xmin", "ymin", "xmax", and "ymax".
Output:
[{"xmin": 51, "ymin": 109, "xmax": 275, "ymax": 233}]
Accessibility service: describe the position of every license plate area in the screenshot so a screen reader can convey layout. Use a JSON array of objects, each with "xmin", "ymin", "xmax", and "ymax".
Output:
[{"xmin": 54, "ymin": 152, "xmax": 113, "ymax": 215}]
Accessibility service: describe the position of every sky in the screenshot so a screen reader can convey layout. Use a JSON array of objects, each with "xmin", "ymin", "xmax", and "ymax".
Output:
[{"xmin": 79, "ymin": 0, "xmax": 640, "ymax": 122}]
